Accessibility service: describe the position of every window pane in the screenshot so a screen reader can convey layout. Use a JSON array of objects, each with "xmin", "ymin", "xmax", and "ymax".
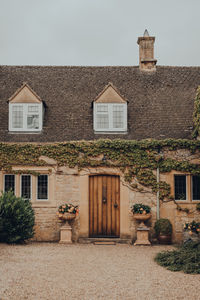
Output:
[
  {"xmin": 96, "ymin": 114, "xmax": 109, "ymax": 129},
  {"xmin": 113, "ymin": 105, "xmax": 124, "ymax": 128},
  {"xmin": 174, "ymin": 175, "xmax": 186, "ymax": 200},
  {"xmin": 4, "ymin": 175, "xmax": 15, "ymax": 193},
  {"xmin": 27, "ymin": 115, "xmax": 39, "ymax": 129},
  {"xmin": 192, "ymin": 175, "xmax": 200, "ymax": 200},
  {"xmin": 28, "ymin": 105, "xmax": 39, "ymax": 113},
  {"xmin": 97, "ymin": 105, "xmax": 108, "ymax": 112},
  {"xmin": 21, "ymin": 175, "xmax": 31, "ymax": 199},
  {"xmin": 37, "ymin": 175, "xmax": 48, "ymax": 200},
  {"xmin": 12, "ymin": 106, "xmax": 23, "ymax": 128}
]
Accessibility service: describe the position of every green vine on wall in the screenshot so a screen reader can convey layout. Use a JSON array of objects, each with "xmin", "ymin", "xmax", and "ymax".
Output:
[
  {"xmin": 192, "ymin": 85, "xmax": 200, "ymax": 138},
  {"xmin": 0, "ymin": 139, "xmax": 200, "ymax": 213}
]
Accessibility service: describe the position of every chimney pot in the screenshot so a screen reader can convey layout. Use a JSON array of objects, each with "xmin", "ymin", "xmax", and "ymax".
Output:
[{"xmin": 137, "ymin": 30, "xmax": 157, "ymax": 71}]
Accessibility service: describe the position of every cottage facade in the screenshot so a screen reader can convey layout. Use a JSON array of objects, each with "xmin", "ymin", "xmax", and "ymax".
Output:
[{"xmin": 0, "ymin": 31, "xmax": 200, "ymax": 243}]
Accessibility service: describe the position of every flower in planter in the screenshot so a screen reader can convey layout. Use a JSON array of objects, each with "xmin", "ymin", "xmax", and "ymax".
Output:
[
  {"xmin": 57, "ymin": 203, "xmax": 79, "ymax": 216},
  {"xmin": 131, "ymin": 203, "xmax": 151, "ymax": 214},
  {"xmin": 184, "ymin": 220, "xmax": 200, "ymax": 234}
]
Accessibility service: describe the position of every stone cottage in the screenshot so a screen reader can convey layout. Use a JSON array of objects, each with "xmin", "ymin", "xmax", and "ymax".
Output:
[{"xmin": 0, "ymin": 30, "xmax": 200, "ymax": 243}]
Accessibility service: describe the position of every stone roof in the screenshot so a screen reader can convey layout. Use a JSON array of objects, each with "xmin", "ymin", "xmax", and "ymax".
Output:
[{"xmin": 0, "ymin": 65, "xmax": 200, "ymax": 142}]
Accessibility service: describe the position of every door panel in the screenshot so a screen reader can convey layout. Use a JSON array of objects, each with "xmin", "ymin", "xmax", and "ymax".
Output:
[{"xmin": 89, "ymin": 175, "xmax": 120, "ymax": 237}]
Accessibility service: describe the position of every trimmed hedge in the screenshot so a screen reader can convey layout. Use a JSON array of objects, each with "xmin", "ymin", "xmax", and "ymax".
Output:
[{"xmin": 0, "ymin": 191, "xmax": 35, "ymax": 243}]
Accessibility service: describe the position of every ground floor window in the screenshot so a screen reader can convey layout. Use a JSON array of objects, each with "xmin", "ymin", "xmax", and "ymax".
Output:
[
  {"xmin": 174, "ymin": 174, "xmax": 200, "ymax": 201},
  {"xmin": 174, "ymin": 175, "xmax": 187, "ymax": 200},
  {"xmin": 4, "ymin": 175, "xmax": 15, "ymax": 193},
  {"xmin": 37, "ymin": 175, "xmax": 48, "ymax": 200},
  {"xmin": 21, "ymin": 175, "xmax": 31, "ymax": 199},
  {"xmin": 3, "ymin": 174, "xmax": 49, "ymax": 201}
]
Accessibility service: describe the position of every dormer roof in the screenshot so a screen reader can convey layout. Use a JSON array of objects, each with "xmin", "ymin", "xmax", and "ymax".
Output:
[
  {"xmin": 9, "ymin": 82, "xmax": 42, "ymax": 103},
  {"xmin": 94, "ymin": 83, "xmax": 128, "ymax": 103}
]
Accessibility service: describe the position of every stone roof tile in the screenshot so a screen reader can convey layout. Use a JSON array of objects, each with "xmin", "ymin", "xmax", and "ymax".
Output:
[{"xmin": 0, "ymin": 65, "xmax": 200, "ymax": 142}]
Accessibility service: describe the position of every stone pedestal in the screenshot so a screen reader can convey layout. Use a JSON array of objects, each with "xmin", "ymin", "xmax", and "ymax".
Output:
[
  {"xmin": 59, "ymin": 222, "xmax": 73, "ymax": 244},
  {"xmin": 134, "ymin": 226, "xmax": 151, "ymax": 246}
]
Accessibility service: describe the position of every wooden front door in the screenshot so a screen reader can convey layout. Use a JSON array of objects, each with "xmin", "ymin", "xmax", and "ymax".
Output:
[{"xmin": 89, "ymin": 175, "xmax": 120, "ymax": 237}]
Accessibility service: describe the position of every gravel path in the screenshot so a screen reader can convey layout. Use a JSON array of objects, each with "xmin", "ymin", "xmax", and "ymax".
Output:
[{"xmin": 0, "ymin": 243, "xmax": 200, "ymax": 300}]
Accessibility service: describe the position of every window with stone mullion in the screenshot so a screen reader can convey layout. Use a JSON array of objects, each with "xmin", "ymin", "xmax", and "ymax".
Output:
[
  {"xmin": 4, "ymin": 175, "xmax": 15, "ymax": 193},
  {"xmin": 37, "ymin": 175, "xmax": 48, "ymax": 200},
  {"xmin": 21, "ymin": 175, "xmax": 31, "ymax": 199}
]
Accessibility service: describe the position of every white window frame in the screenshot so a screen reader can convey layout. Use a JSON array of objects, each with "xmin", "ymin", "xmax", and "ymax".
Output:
[
  {"xmin": 20, "ymin": 174, "xmax": 32, "ymax": 200},
  {"xmin": 37, "ymin": 175, "xmax": 48, "ymax": 201},
  {"xmin": 4, "ymin": 174, "xmax": 16, "ymax": 194},
  {"xmin": 93, "ymin": 103, "xmax": 127, "ymax": 132},
  {"xmin": 9, "ymin": 103, "xmax": 43, "ymax": 132}
]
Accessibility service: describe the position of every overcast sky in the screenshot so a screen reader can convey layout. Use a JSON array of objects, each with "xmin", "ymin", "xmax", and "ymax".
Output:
[{"xmin": 0, "ymin": 0, "xmax": 200, "ymax": 66}]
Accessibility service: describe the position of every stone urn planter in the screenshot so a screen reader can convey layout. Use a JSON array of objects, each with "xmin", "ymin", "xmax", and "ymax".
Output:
[
  {"xmin": 131, "ymin": 204, "xmax": 152, "ymax": 246},
  {"xmin": 59, "ymin": 213, "xmax": 76, "ymax": 222},
  {"xmin": 133, "ymin": 213, "xmax": 151, "ymax": 228},
  {"xmin": 57, "ymin": 204, "xmax": 78, "ymax": 244},
  {"xmin": 58, "ymin": 213, "xmax": 76, "ymax": 244},
  {"xmin": 183, "ymin": 231, "xmax": 200, "ymax": 243},
  {"xmin": 133, "ymin": 213, "xmax": 151, "ymax": 246},
  {"xmin": 183, "ymin": 221, "xmax": 200, "ymax": 243}
]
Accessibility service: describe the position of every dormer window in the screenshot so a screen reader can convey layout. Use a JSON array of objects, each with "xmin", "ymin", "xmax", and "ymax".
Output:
[
  {"xmin": 94, "ymin": 103, "xmax": 127, "ymax": 131},
  {"xmin": 93, "ymin": 83, "xmax": 128, "ymax": 133},
  {"xmin": 8, "ymin": 83, "xmax": 43, "ymax": 132},
  {"xmin": 10, "ymin": 103, "xmax": 42, "ymax": 131}
]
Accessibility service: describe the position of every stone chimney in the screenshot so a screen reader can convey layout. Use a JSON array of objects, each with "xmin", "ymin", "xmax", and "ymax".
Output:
[{"xmin": 137, "ymin": 29, "xmax": 157, "ymax": 71}]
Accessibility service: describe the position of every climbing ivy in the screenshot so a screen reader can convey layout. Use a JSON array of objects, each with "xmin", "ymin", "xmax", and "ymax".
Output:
[
  {"xmin": 0, "ymin": 139, "xmax": 200, "ymax": 211},
  {"xmin": 192, "ymin": 86, "xmax": 200, "ymax": 138}
]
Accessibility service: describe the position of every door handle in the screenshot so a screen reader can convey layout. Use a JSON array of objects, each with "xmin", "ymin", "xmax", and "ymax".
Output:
[
  {"xmin": 102, "ymin": 198, "xmax": 107, "ymax": 204},
  {"xmin": 114, "ymin": 203, "xmax": 118, "ymax": 208}
]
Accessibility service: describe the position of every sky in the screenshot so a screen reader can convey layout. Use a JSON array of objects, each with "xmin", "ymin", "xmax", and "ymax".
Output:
[{"xmin": 0, "ymin": 0, "xmax": 200, "ymax": 66}]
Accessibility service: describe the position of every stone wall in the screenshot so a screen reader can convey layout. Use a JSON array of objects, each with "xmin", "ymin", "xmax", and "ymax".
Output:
[{"xmin": 0, "ymin": 148, "xmax": 200, "ymax": 244}]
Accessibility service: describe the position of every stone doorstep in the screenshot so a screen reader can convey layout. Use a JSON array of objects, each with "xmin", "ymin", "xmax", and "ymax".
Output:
[{"xmin": 78, "ymin": 237, "xmax": 132, "ymax": 245}]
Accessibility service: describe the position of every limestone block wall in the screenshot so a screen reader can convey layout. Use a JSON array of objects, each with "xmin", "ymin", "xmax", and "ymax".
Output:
[{"xmin": 0, "ymin": 151, "xmax": 200, "ymax": 243}]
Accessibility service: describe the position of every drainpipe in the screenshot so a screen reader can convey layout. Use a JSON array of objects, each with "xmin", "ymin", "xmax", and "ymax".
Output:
[
  {"xmin": 156, "ymin": 145, "xmax": 163, "ymax": 220},
  {"xmin": 156, "ymin": 166, "xmax": 160, "ymax": 220}
]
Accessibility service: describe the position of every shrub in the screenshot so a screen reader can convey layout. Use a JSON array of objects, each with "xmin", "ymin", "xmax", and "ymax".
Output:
[
  {"xmin": 131, "ymin": 203, "xmax": 151, "ymax": 214},
  {"xmin": 155, "ymin": 241, "xmax": 200, "ymax": 274},
  {"xmin": 0, "ymin": 191, "xmax": 35, "ymax": 243},
  {"xmin": 154, "ymin": 218, "xmax": 172, "ymax": 236}
]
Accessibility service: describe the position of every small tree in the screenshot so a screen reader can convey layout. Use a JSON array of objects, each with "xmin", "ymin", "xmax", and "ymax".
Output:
[{"xmin": 0, "ymin": 191, "xmax": 35, "ymax": 243}]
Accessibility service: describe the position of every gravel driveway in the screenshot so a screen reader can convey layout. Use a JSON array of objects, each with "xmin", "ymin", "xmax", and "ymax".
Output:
[{"xmin": 0, "ymin": 243, "xmax": 200, "ymax": 300}]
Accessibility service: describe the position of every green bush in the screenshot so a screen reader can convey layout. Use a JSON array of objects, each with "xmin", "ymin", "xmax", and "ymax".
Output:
[
  {"xmin": 155, "ymin": 241, "xmax": 200, "ymax": 274},
  {"xmin": 154, "ymin": 218, "xmax": 172, "ymax": 236},
  {"xmin": 0, "ymin": 191, "xmax": 35, "ymax": 243},
  {"xmin": 131, "ymin": 203, "xmax": 151, "ymax": 214}
]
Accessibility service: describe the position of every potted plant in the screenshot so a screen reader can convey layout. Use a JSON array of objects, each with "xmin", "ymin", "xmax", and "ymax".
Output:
[
  {"xmin": 57, "ymin": 203, "xmax": 79, "ymax": 244},
  {"xmin": 183, "ymin": 220, "xmax": 200, "ymax": 242},
  {"xmin": 57, "ymin": 203, "xmax": 79, "ymax": 221},
  {"xmin": 131, "ymin": 203, "xmax": 151, "ymax": 227},
  {"xmin": 154, "ymin": 218, "xmax": 172, "ymax": 244}
]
